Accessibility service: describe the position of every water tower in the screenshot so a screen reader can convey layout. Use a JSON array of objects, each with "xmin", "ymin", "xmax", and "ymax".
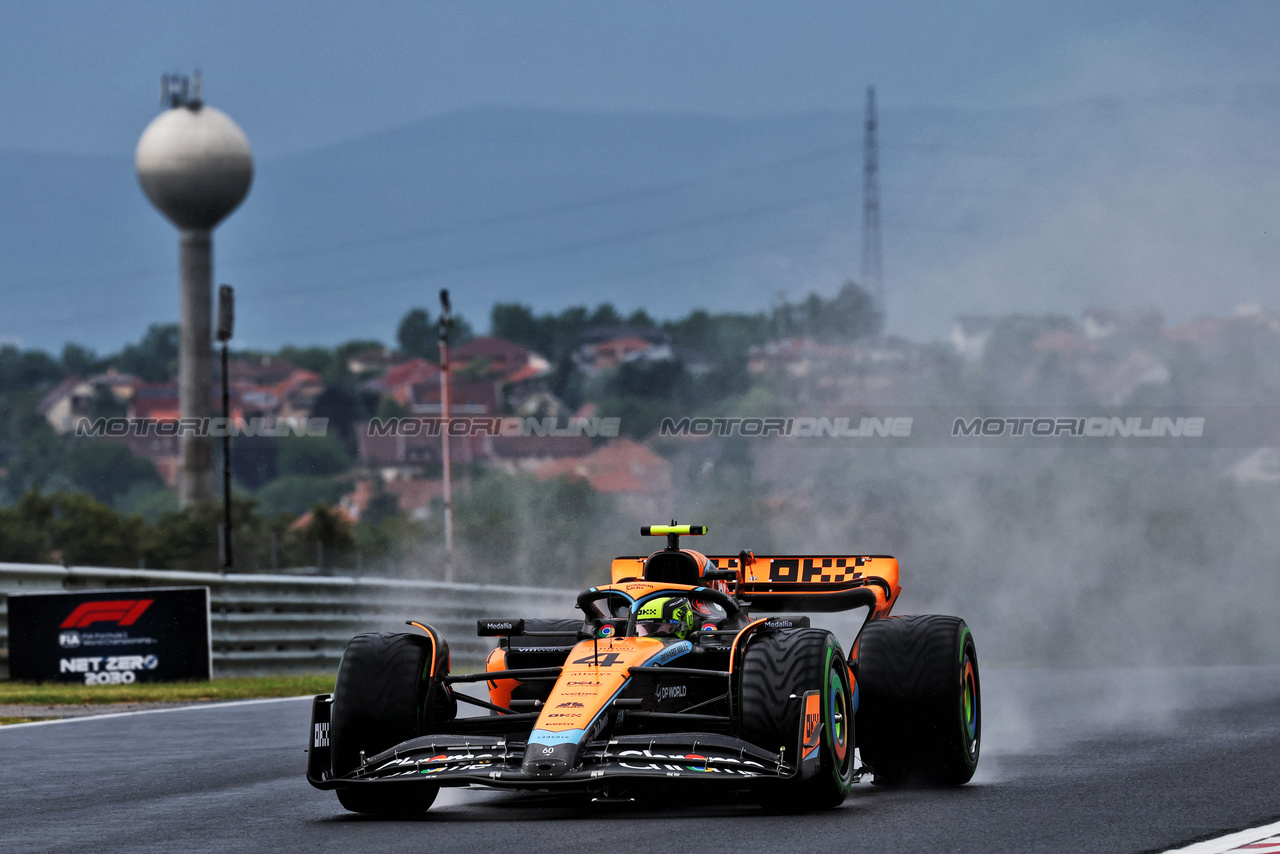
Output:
[{"xmin": 136, "ymin": 74, "xmax": 253, "ymax": 507}]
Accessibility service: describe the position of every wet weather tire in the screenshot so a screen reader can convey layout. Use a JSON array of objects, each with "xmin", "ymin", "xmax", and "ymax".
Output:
[
  {"xmin": 855, "ymin": 615, "xmax": 980, "ymax": 786},
  {"xmin": 336, "ymin": 785, "xmax": 439, "ymax": 816},
  {"xmin": 739, "ymin": 629, "xmax": 855, "ymax": 811},
  {"xmin": 330, "ymin": 629, "xmax": 455, "ymax": 812}
]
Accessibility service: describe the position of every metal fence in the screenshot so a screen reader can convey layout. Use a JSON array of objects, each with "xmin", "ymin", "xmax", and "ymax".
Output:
[{"xmin": 0, "ymin": 562, "xmax": 579, "ymax": 679}]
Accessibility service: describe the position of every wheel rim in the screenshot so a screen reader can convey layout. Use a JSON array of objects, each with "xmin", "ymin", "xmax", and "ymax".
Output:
[
  {"xmin": 828, "ymin": 662, "xmax": 849, "ymax": 764},
  {"xmin": 960, "ymin": 648, "xmax": 979, "ymax": 758}
]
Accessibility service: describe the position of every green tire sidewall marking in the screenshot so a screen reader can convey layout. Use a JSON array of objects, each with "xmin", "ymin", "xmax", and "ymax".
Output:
[
  {"xmin": 957, "ymin": 625, "xmax": 979, "ymax": 759},
  {"xmin": 822, "ymin": 639, "xmax": 853, "ymax": 791}
]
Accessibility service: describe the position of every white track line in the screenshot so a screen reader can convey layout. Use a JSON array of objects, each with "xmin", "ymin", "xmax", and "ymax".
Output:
[
  {"xmin": 0, "ymin": 694, "xmax": 312, "ymax": 731},
  {"xmin": 1160, "ymin": 820, "xmax": 1280, "ymax": 853}
]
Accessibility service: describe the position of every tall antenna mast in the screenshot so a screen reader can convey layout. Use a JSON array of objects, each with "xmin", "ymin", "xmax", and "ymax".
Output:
[{"xmin": 861, "ymin": 85, "xmax": 884, "ymax": 314}]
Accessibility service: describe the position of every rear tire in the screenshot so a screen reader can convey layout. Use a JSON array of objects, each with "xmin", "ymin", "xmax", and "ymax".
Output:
[
  {"xmin": 330, "ymin": 630, "xmax": 455, "ymax": 813},
  {"xmin": 855, "ymin": 615, "xmax": 980, "ymax": 786},
  {"xmin": 739, "ymin": 629, "xmax": 854, "ymax": 811}
]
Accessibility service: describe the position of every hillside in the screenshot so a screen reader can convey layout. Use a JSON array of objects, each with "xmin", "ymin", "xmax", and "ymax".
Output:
[{"xmin": 3, "ymin": 88, "xmax": 1279, "ymax": 351}]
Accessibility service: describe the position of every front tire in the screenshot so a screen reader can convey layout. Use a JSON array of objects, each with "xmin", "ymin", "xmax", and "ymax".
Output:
[
  {"xmin": 330, "ymin": 630, "xmax": 454, "ymax": 813},
  {"xmin": 337, "ymin": 785, "xmax": 438, "ymax": 816},
  {"xmin": 855, "ymin": 615, "xmax": 980, "ymax": 786},
  {"xmin": 739, "ymin": 629, "xmax": 854, "ymax": 811}
]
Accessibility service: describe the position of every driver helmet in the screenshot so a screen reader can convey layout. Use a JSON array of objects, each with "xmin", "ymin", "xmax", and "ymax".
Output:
[{"xmin": 635, "ymin": 597, "xmax": 696, "ymax": 639}]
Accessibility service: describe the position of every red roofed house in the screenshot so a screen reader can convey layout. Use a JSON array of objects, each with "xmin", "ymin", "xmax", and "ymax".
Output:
[
  {"xmin": 228, "ymin": 356, "xmax": 297, "ymax": 387},
  {"xmin": 533, "ymin": 438, "xmax": 672, "ymax": 518},
  {"xmin": 272, "ymin": 369, "xmax": 326, "ymax": 420},
  {"xmin": 407, "ymin": 378, "xmax": 500, "ymax": 416},
  {"xmin": 578, "ymin": 336, "xmax": 661, "ymax": 375},
  {"xmin": 453, "ymin": 337, "xmax": 551, "ymax": 383},
  {"xmin": 366, "ymin": 358, "xmax": 441, "ymax": 406},
  {"xmin": 38, "ymin": 377, "xmax": 96, "ymax": 434},
  {"xmin": 346, "ymin": 346, "xmax": 403, "ymax": 376},
  {"xmin": 39, "ymin": 370, "xmax": 144, "ymax": 434}
]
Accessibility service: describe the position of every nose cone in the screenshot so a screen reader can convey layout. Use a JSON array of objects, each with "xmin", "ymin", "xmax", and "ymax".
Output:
[
  {"xmin": 136, "ymin": 104, "xmax": 253, "ymax": 231},
  {"xmin": 522, "ymin": 741, "xmax": 579, "ymax": 778}
]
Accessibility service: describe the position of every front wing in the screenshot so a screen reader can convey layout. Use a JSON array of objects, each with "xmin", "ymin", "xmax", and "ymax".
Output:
[{"xmin": 306, "ymin": 694, "xmax": 826, "ymax": 793}]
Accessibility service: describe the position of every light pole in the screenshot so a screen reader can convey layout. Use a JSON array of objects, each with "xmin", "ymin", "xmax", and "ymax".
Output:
[
  {"xmin": 216, "ymin": 284, "xmax": 234, "ymax": 569},
  {"xmin": 438, "ymin": 289, "xmax": 455, "ymax": 583}
]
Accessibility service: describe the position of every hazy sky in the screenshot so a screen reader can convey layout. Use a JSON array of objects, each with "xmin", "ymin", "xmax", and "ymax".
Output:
[
  {"xmin": 4, "ymin": 2, "xmax": 1280, "ymax": 350},
  {"xmin": 4, "ymin": 2, "xmax": 1278, "ymax": 158}
]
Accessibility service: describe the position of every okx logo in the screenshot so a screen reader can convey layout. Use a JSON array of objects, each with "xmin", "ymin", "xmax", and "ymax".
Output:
[{"xmin": 61, "ymin": 599, "xmax": 154, "ymax": 629}]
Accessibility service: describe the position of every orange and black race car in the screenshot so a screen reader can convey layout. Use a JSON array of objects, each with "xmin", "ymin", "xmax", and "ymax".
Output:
[{"xmin": 305, "ymin": 524, "xmax": 981, "ymax": 814}]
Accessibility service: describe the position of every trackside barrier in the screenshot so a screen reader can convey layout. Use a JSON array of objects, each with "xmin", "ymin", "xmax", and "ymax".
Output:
[{"xmin": 0, "ymin": 563, "xmax": 578, "ymax": 679}]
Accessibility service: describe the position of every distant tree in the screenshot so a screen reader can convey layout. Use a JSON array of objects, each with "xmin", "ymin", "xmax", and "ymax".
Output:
[
  {"xmin": 256, "ymin": 474, "xmax": 347, "ymax": 516},
  {"xmin": 398, "ymin": 307, "xmax": 473, "ymax": 361},
  {"xmin": 491, "ymin": 304, "xmax": 541, "ymax": 351},
  {"xmin": 228, "ymin": 434, "xmax": 278, "ymax": 490},
  {"xmin": 802, "ymin": 293, "xmax": 826, "ymax": 335},
  {"xmin": 361, "ymin": 485, "xmax": 400, "ymax": 526},
  {"xmin": 446, "ymin": 313, "xmax": 476, "ymax": 348},
  {"xmin": 625, "ymin": 309, "xmax": 656, "ymax": 328},
  {"xmin": 309, "ymin": 385, "xmax": 368, "ymax": 451},
  {"xmin": 291, "ymin": 503, "xmax": 355, "ymax": 568},
  {"xmin": 397, "ymin": 308, "xmax": 434, "ymax": 359},
  {"xmin": 146, "ymin": 495, "xmax": 292, "ymax": 571},
  {"xmin": 0, "ymin": 490, "xmax": 155, "ymax": 568},
  {"xmin": 1, "ymin": 413, "xmax": 64, "ymax": 490},
  {"xmin": 60, "ymin": 343, "xmax": 102, "ymax": 378},
  {"xmin": 0, "ymin": 345, "xmax": 63, "ymax": 393},
  {"xmin": 821, "ymin": 281, "xmax": 883, "ymax": 340},
  {"xmin": 277, "ymin": 345, "xmax": 335, "ymax": 377},
  {"xmin": 607, "ymin": 360, "xmax": 684, "ymax": 400},
  {"xmin": 550, "ymin": 307, "xmax": 589, "ymax": 358},
  {"xmin": 586, "ymin": 303, "xmax": 623, "ymax": 329},
  {"xmin": 275, "ymin": 434, "xmax": 351, "ymax": 477},
  {"xmin": 114, "ymin": 481, "xmax": 179, "ymax": 522},
  {"xmin": 0, "ymin": 490, "xmax": 53, "ymax": 562},
  {"xmin": 492, "ymin": 303, "xmax": 574, "ymax": 360},
  {"xmin": 662, "ymin": 309, "xmax": 771, "ymax": 363},
  {"xmin": 375, "ymin": 396, "xmax": 407, "ymax": 419},
  {"xmin": 145, "ymin": 499, "xmax": 221, "ymax": 570},
  {"xmin": 62, "ymin": 440, "xmax": 164, "ymax": 506},
  {"xmin": 549, "ymin": 352, "xmax": 584, "ymax": 411},
  {"xmin": 334, "ymin": 339, "xmax": 386, "ymax": 367},
  {"xmin": 116, "ymin": 324, "xmax": 179, "ymax": 382},
  {"xmin": 47, "ymin": 492, "xmax": 149, "ymax": 568}
]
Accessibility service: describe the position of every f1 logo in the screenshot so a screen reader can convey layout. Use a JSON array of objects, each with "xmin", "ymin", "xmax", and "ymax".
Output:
[{"xmin": 60, "ymin": 599, "xmax": 154, "ymax": 629}]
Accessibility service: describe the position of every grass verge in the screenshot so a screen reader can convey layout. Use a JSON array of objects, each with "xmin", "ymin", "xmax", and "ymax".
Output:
[{"xmin": 0, "ymin": 674, "xmax": 335, "ymax": 706}]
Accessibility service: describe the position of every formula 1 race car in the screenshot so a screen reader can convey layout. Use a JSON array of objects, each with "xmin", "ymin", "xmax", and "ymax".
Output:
[{"xmin": 305, "ymin": 524, "xmax": 981, "ymax": 814}]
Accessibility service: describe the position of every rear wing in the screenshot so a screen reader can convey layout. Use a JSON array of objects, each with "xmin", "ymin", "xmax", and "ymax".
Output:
[
  {"xmin": 720, "ymin": 554, "xmax": 900, "ymax": 616},
  {"xmin": 610, "ymin": 553, "xmax": 901, "ymax": 617}
]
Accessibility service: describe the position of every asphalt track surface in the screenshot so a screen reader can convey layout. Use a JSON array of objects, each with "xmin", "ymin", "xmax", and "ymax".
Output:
[{"xmin": 2, "ymin": 667, "xmax": 1279, "ymax": 854}]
